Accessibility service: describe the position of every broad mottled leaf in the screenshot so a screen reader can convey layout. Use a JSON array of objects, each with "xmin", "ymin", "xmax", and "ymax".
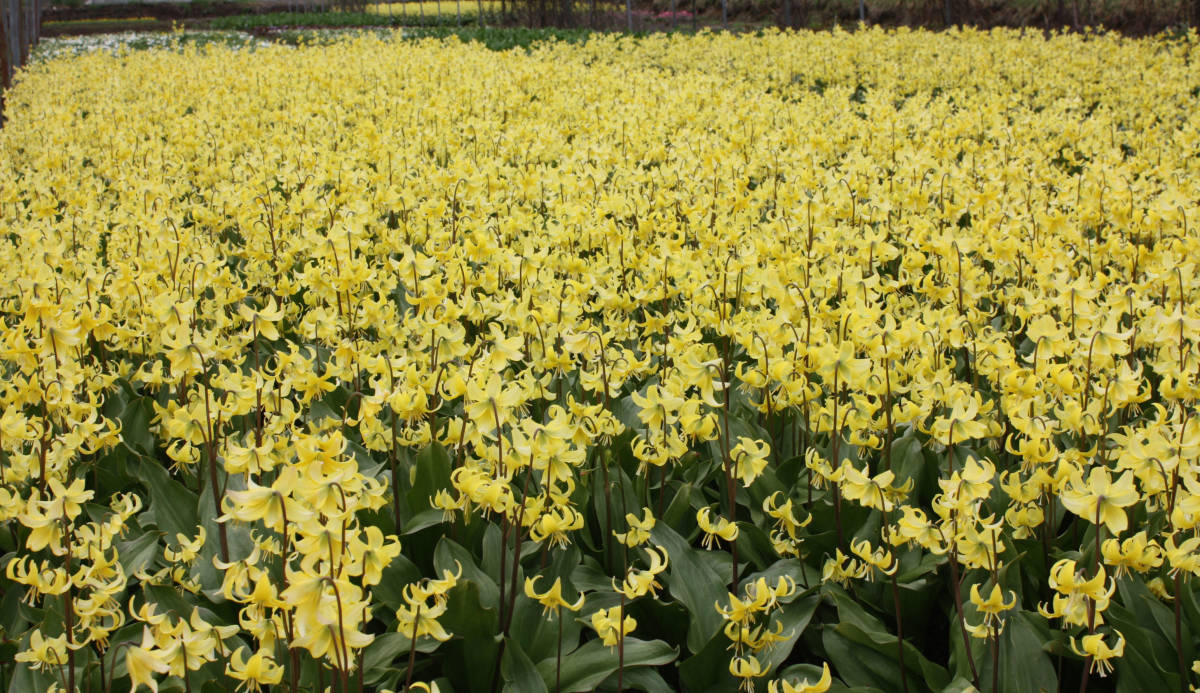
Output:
[
  {"xmin": 535, "ymin": 637, "xmax": 676, "ymax": 693},
  {"xmin": 650, "ymin": 523, "xmax": 727, "ymax": 653}
]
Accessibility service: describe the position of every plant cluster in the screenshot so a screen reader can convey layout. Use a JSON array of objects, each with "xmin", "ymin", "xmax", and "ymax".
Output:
[{"xmin": 1, "ymin": 25, "xmax": 1199, "ymax": 693}]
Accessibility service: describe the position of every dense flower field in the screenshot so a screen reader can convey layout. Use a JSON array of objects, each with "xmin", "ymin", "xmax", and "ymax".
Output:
[
  {"xmin": 1, "ymin": 26, "xmax": 1199, "ymax": 693},
  {"xmin": 364, "ymin": 1, "xmax": 502, "ymax": 17}
]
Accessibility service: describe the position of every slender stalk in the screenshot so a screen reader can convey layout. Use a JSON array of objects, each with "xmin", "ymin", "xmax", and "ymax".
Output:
[
  {"xmin": 616, "ymin": 594, "xmax": 626, "ymax": 693},
  {"xmin": 831, "ymin": 379, "xmax": 845, "ymax": 552},
  {"xmin": 556, "ymin": 609, "xmax": 564, "ymax": 693},
  {"xmin": 202, "ymin": 384, "xmax": 230, "ymax": 562},
  {"xmin": 1175, "ymin": 573, "xmax": 1187, "ymax": 693},
  {"xmin": 878, "ymin": 495, "xmax": 909, "ymax": 693},
  {"xmin": 404, "ymin": 604, "xmax": 421, "ymax": 692},
  {"xmin": 890, "ymin": 567, "xmax": 909, "ymax": 693},
  {"xmin": 945, "ymin": 513, "xmax": 980, "ymax": 690},
  {"xmin": 62, "ymin": 519, "xmax": 75, "ymax": 693}
]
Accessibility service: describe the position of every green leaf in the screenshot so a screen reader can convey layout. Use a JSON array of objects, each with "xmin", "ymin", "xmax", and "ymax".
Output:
[
  {"xmin": 435, "ymin": 537, "xmax": 499, "ymax": 608},
  {"xmin": 7, "ymin": 649, "xmax": 55, "ymax": 693},
  {"xmin": 1117, "ymin": 575, "xmax": 1192, "ymax": 666},
  {"xmin": 678, "ymin": 628, "xmax": 737, "ymax": 692},
  {"xmin": 733, "ymin": 521, "xmax": 777, "ymax": 571},
  {"xmin": 823, "ymin": 626, "xmax": 905, "ymax": 691},
  {"xmin": 662, "ymin": 482, "xmax": 702, "ymax": 531},
  {"xmin": 650, "ymin": 523, "xmax": 727, "ymax": 653},
  {"xmin": 1107, "ymin": 600, "xmax": 1180, "ymax": 692},
  {"xmin": 403, "ymin": 508, "xmax": 450, "ymax": 535},
  {"xmin": 361, "ymin": 632, "xmax": 443, "ymax": 686},
  {"xmin": 407, "ymin": 442, "xmax": 452, "ymax": 517},
  {"xmin": 0, "ymin": 582, "xmax": 29, "ymax": 636},
  {"xmin": 758, "ymin": 592, "xmax": 820, "ymax": 676},
  {"xmin": 372, "ymin": 554, "xmax": 423, "ymax": 611},
  {"xmin": 119, "ymin": 396, "xmax": 156, "ymax": 454},
  {"xmin": 778, "ymin": 664, "xmax": 835, "ymax": 691},
  {"xmin": 116, "ymin": 531, "xmax": 160, "ymax": 576},
  {"xmin": 507, "ymin": 593, "xmax": 582, "ymax": 665},
  {"xmin": 826, "ymin": 584, "xmax": 950, "ymax": 692},
  {"xmin": 983, "ymin": 611, "xmax": 1057, "ymax": 693},
  {"xmin": 503, "ymin": 638, "xmax": 549, "ymax": 693},
  {"xmin": 440, "ymin": 580, "xmax": 502, "ymax": 692},
  {"xmin": 938, "ymin": 676, "xmax": 978, "ymax": 693},
  {"xmin": 144, "ymin": 584, "xmax": 202, "ymax": 620},
  {"xmin": 603, "ymin": 666, "xmax": 674, "ymax": 692},
  {"xmin": 613, "ymin": 394, "xmax": 645, "ymax": 433},
  {"xmin": 134, "ymin": 458, "xmax": 199, "ymax": 539},
  {"xmin": 536, "ymin": 637, "xmax": 676, "ymax": 693}
]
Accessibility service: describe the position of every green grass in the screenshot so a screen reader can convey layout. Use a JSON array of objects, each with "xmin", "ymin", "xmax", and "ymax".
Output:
[
  {"xmin": 261, "ymin": 25, "xmax": 598, "ymax": 49},
  {"xmin": 404, "ymin": 25, "xmax": 597, "ymax": 47},
  {"xmin": 209, "ymin": 9, "xmax": 500, "ymax": 29}
]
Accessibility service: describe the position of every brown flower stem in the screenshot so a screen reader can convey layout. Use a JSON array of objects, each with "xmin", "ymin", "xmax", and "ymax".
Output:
[
  {"xmin": 556, "ymin": 609, "xmax": 564, "ymax": 693},
  {"xmin": 947, "ymin": 548, "xmax": 980, "ymax": 688},
  {"xmin": 404, "ymin": 604, "xmax": 421, "ymax": 692}
]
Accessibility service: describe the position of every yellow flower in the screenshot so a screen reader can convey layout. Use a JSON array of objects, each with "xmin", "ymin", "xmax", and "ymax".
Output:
[
  {"xmin": 697, "ymin": 507, "xmax": 738, "ymax": 549},
  {"xmin": 729, "ymin": 655, "xmax": 766, "ymax": 690},
  {"xmin": 590, "ymin": 606, "xmax": 636, "ymax": 647},
  {"xmin": 14, "ymin": 629, "xmax": 69, "ymax": 672},
  {"xmin": 768, "ymin": 663, "xmax": 833, "ymax": 693},
  {"xmin": 348, "ymin": 525, "xmax": 402, "ymax": 586},
  {"xmin": 1059, "ymin": 468, "xmax": 1139, "ymax": 534},
  {"xmin": 529, "ymin": 505, "xmax": 584, "ymax": 549},
  {"xmin": 226, "ymin": 647, "xmax": 284, "ymax": 692},
  {"xmin": 614, "ymin": 507, "xmax": 656, "ymax": 547},
  {"xmin": 929, "ymin": 395, "xmax": 990, "ymax": 445},
  {"xmin": 731, "ymin": 437, "xmax": 771, "ymax": 486},
  {"xmin": 238, "ymin": 298, "xmax": 285, "ymax": 341},
  {"xmin": 613, "ymin": 545, "xmax": 669, "ymax": 600},
  {"xmin": 524, "ymin": 575, "xmax": 585, "ymax": 617},
  {"xmin": 1100, "ymin": 531, "xmax": 1162, "ymax": 577},
  {"xmin": 850, "ymin": 539, "xmax": 897, "ymax": 579},
  {"xmin": 969, "ymin": 583, "xmax": 1017, "ymax": 625},
  {"xmin": 126, "ymin": 627, "xmax": 170, "ymax": 693},
  {"xmin": 1071, "ymin": 631, "xmax": 1125, "ymax": 676}
]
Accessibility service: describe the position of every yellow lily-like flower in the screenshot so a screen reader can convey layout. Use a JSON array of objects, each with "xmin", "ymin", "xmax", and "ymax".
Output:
[
  {"xmin": 529, "ymin": 504, "xmax": 584, "ymax": 549},
  {"xmin": 590, "ymin": 606, "xmax": 636, "ymax": 647},
  {"xmin": 731, "ymin": 436, "xmax": 771, "ymax": 487},
  {"xmin": 226, "ymin": 647, "xmax": 284, "ymax": 692},
  {"xmin": 768, "ymin": 663, "xmax": 833, "ymax": 693},
  {"xmin": 238, "ymin": 297, "xmax": 285, "ymax": 342},
  {"xmin": 1163, "ymin": 534, "xmax": 1200, "ymax": 578},
  {"xmin": 1059, "ymin": 468, "xmax": 1139, "ymax": 534},
  {"xmin": 613, "ymin": 545, "xmax": 669, "ymax": 599},
  {"xmin": 524, "ymin": 575, "xmax": 585, "ymax": 617},
  {"xmin": 729, "ymin": 654, "xmax": 766, "ymax": 690},
  {"xmin": 164, "ymin": 527, "xmax": 206, "ymax": 564},
  {"xmin": 1100, "ymin": 531, "xmax": 1162, "ymax": 577},
  {"xmin": 697, "ymin": 507, "xmax": 738, "ymax": 549},
  {"xmin": 929, "ymin": 394, "xmax": 990, "ymax": 445},
  {"xmin": 14, "ymin": 629, "xmax": 70, "ymax": 672},
  {"xmin": 969, "ymin": 583, "xmax": 1017, "ymax": 625},
  {"xmin": 126, "ymin": 627, "xmax": 170, "ymax": 693},
  {"xmin": 614, "ymin": 507, "xmax": 656, "ymax": 547},
  {"xmin": 1071, "ymin": 631, "xmax": 1125, "ymax": 676},
  {"xmin": 851, "ymin": 539, "xmax": 897, "ymax": 579},
  {"xmin": 347, "ymin": 525, "xmax": 402, "ymax": 586},
  {"xmin": 818, "ymin": 341, "xmax": 870, "ymax": 387}
]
